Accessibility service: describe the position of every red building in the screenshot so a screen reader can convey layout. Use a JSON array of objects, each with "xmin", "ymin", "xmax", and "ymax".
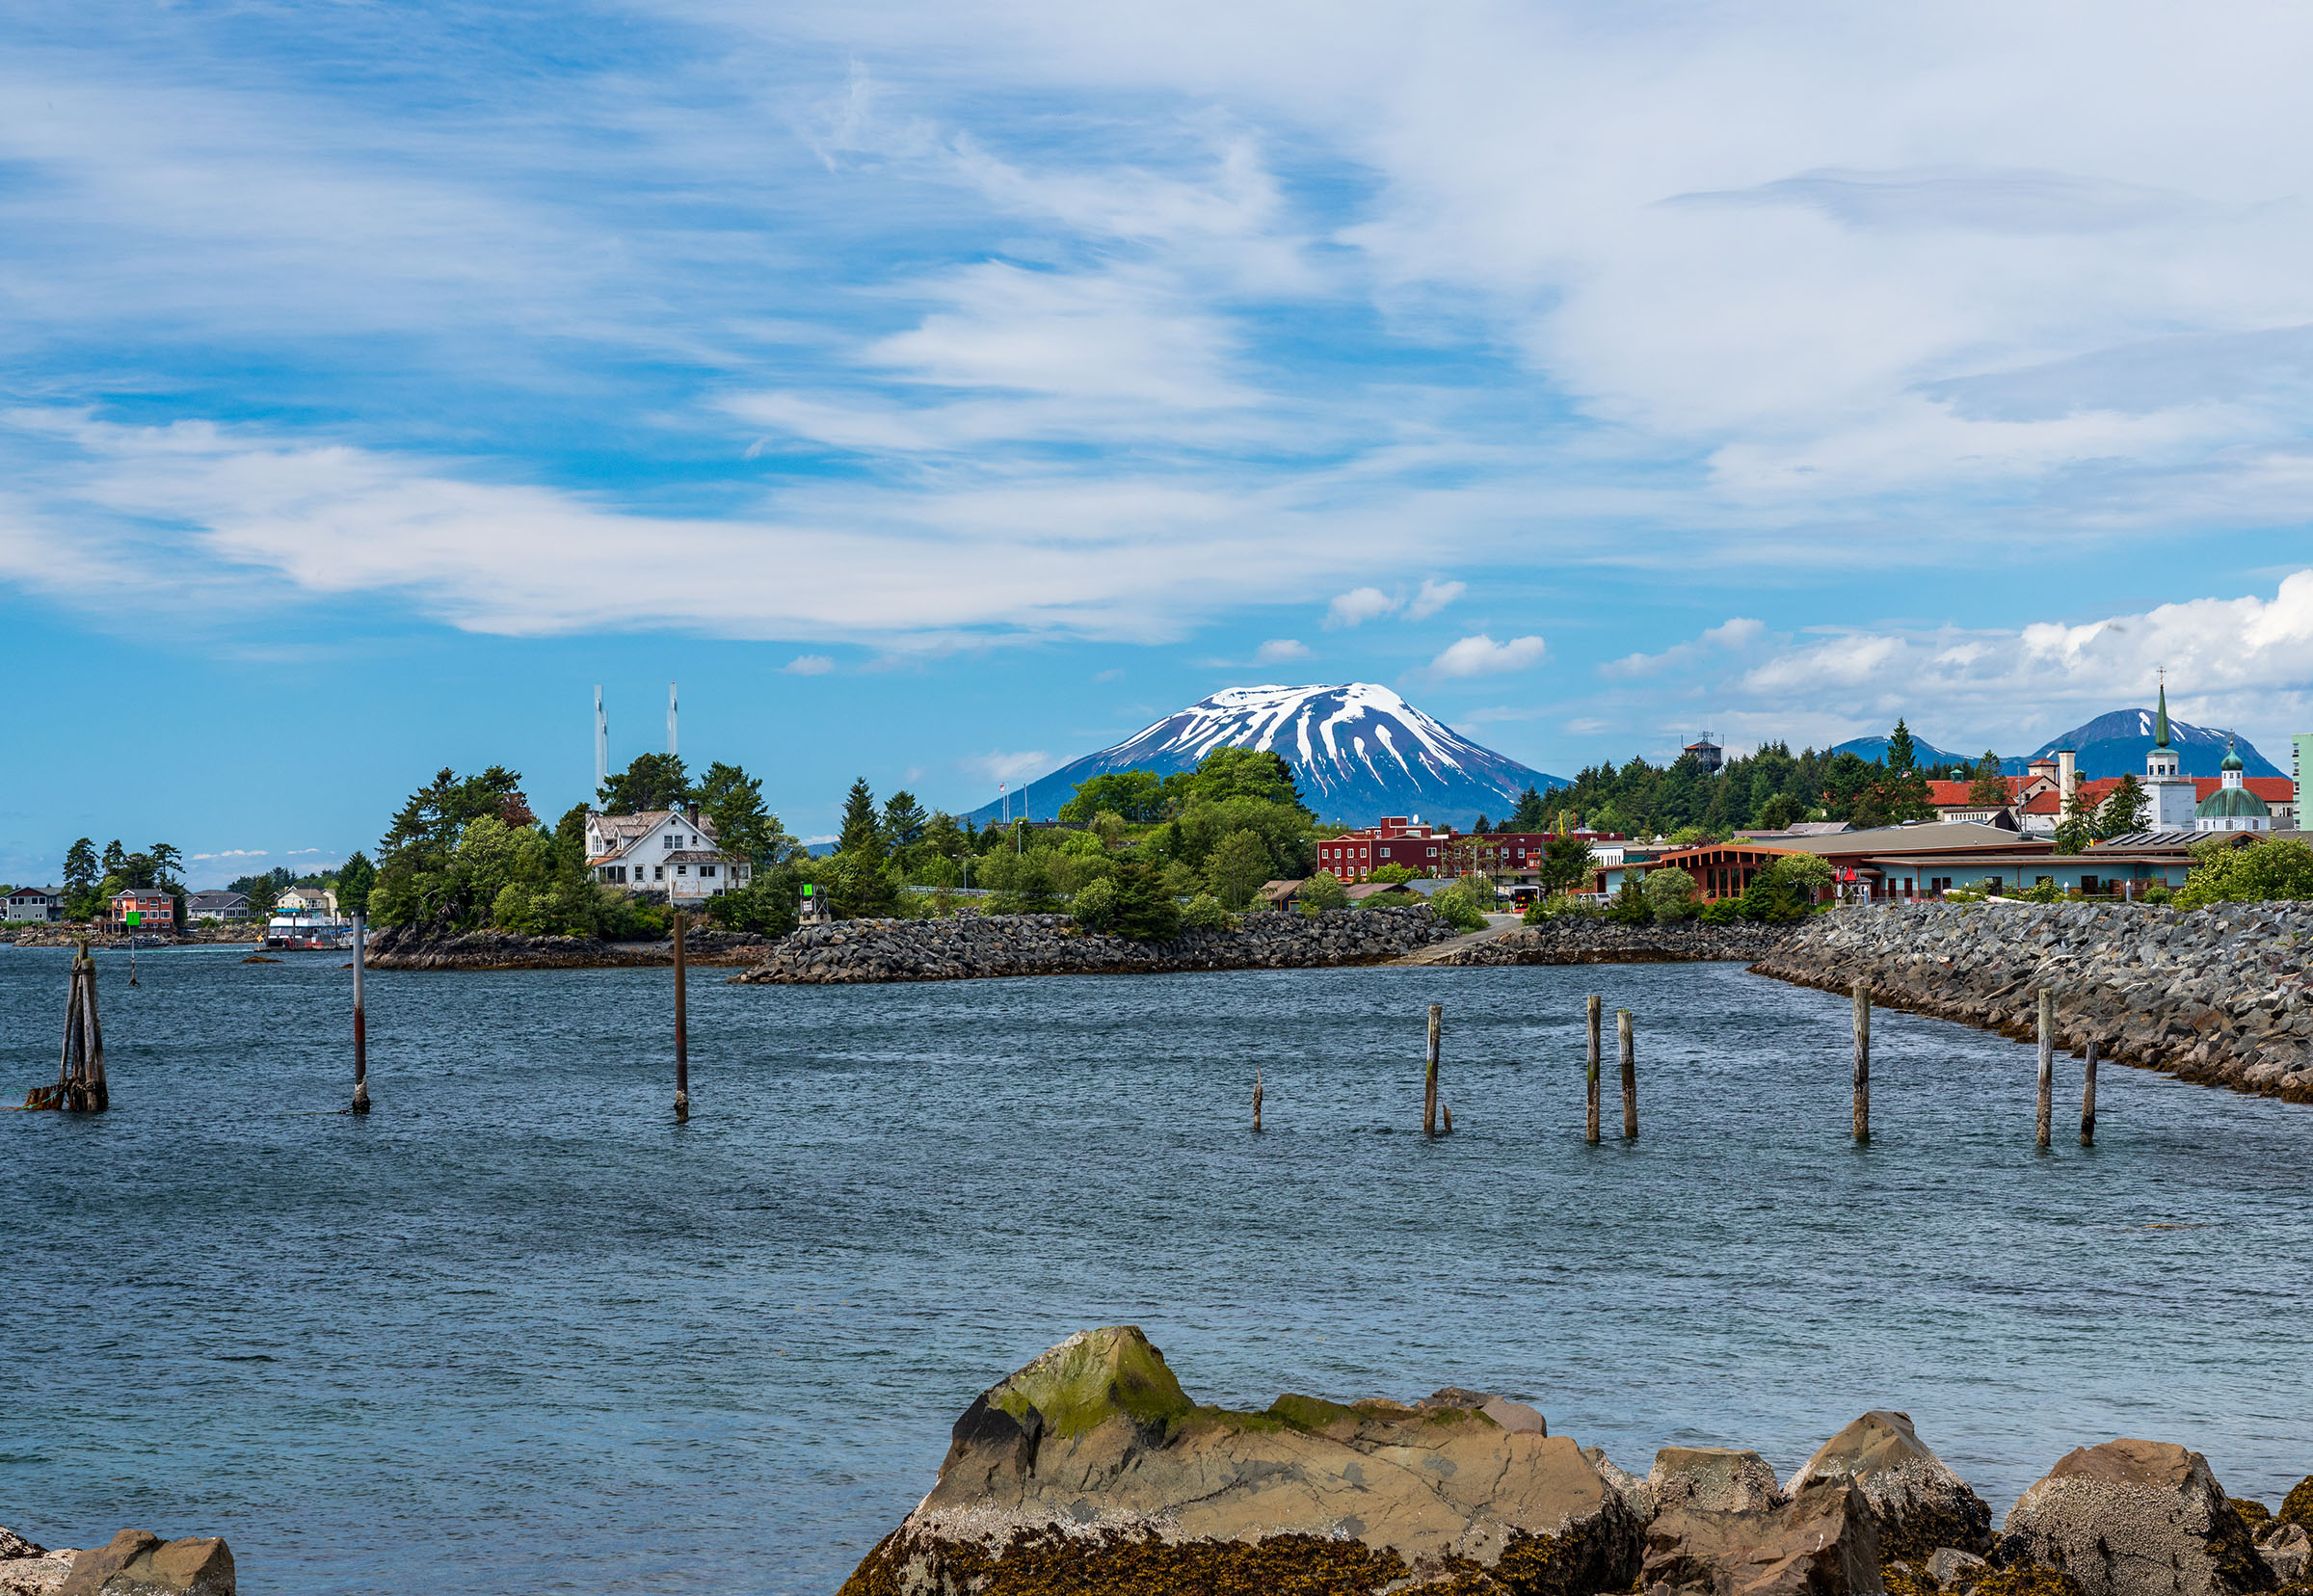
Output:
[
  {"xmin": 109, "ymin": 888, "xmax": 175, "ymax": 930},
  {"xmin": 1315, "ymin": 817, "xmax": 1452, "ymax": 882}
]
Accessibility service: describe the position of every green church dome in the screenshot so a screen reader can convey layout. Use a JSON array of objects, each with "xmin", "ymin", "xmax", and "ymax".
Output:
[{"xmin": 2196, "ymin": 783, "xmax": 2268, "ymax": 819}]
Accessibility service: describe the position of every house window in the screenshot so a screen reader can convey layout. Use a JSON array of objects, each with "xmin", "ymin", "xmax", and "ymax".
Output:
[
  {"xmin": 654, "ymin": 865, "xmax": 664, "ymax": 881},
  {"xmin": 664, "ymin": 836, "xmax": 675, "ymax": 849},
  {"xmin": 677, "ymin": 864, "xmax": 688, "ymax": 876},
  {"xmin": 701, "ymin": 864, "xmax": 716, "ymax": 878}
]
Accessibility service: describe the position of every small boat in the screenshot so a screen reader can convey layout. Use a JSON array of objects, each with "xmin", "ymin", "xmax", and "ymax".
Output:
[{"xmin": 262, "ymin": 912, "xmax": 354, "ymax": 951}]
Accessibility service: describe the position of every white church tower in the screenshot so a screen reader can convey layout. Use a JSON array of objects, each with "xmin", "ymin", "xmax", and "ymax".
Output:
[{"xmin": 2143, "ymin": 675, "xmax": 2199, "ymax": 831}]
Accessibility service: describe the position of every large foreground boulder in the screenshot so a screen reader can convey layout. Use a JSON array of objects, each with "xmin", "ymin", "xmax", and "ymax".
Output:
[
  {"xmin": 1789, "ymin": 1412, "xmax": 1994, "ymax": 1560},
  {"xmin": 841, "ymin": 1326, "xmax": 1643, "ymax": 1595},
  {"xmin": 57, "ymin": 1531, "xmax": 232, "ymax": 1596},
  {"xmin": 1642, "ymin": 1479, "xmax": 1885, "ymax": 1596},
  {"xmin": 2003, "ymin": 1441, "xmax": 2271, "ymax": 1596}
]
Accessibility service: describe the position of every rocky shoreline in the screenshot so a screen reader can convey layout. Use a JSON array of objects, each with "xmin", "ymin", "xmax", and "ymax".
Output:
[
  {"xmin": 731, "ymin": 905, "xmax": 1458, "ymax": 984},
  {"xmin": 1433, "ymin": 918, "xmax": 1795, "ymax": 966},
  {"xmin": 359, "ymin": 924, "xmax": 772, "ymax": 970},
  {"xmin": 841, "ymin": 1325, "xmax": 2313, "ymax": 1596},
  {"xmin": 2, "ymin": 925, "xmax": 254, "ymax": 948},
  {"xmin": 0, "ymin": 1527, "xmax": 232, "ymax": 1595},
  {"xmin": 1751, "ymin": 902, "xmax": 2313, "ymax": 1103}
]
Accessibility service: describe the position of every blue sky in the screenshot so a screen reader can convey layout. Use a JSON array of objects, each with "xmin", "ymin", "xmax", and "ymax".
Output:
[{"xmin": 8, "ymin": 1, "xmax": 2313, "ymax": 886}]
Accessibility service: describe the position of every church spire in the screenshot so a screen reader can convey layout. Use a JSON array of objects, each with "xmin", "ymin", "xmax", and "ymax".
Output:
[{"xmin": 2155, "ymin": 671, "xmax": 2170, "ymax": 749}]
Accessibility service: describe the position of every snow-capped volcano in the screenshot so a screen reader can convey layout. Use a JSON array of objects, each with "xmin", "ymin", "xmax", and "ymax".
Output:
[{"xmin": 961, "ymin": 683, "xmax": 1566, "ymax": 827}]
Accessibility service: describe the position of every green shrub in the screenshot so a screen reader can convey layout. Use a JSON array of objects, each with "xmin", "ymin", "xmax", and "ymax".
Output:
[
  {"xmin": 1069, "ymin": 876, "xmax": 1120, "ymax": 930},
  {"xmin": 1368, "ymin": 863, "xmax": 1417, "ymax": 885},
  {"xmin": 2144, "ymin": 885, "xmax": 2174, "ymax": 905},
  {"xmin": 1699, "ymin": 897, "xmax": 1741, "ymax": 925},
  {"xmin": 1182, "ymin": 892, "xmax": 1230, "ymax": 930},
  {"xmin": 2177, "ymin": 835, "xmax": 2313, "ymax": 909},
  {"xmin": 1606, "ymin": 875, "xmax": 1653, "ymax": 925},
  {"xmin": 1300, "ymin": 869, "xmax": 1348, "ymax": 911},
  {"xmin": 1524, "ymin": 893, "xmax": 1601, "ymax": 924},
  {"xmin": 1642, "ymin": 866, "xmax": 1696, "ymax": 921},
  {"xmin": 1429, "ymin": 883, "xmax": 1488, "ymax": 932}
]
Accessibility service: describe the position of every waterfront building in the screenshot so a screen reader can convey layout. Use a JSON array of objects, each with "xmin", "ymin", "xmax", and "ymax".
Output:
[
  {"xmin": 184, "ymin": 889, "xmax": 251, "ymax": 921},
  {"xmin": 277, "ymin": 884, "xmax": 338, "ymax": 914},
  {"xmin": 5, "ymin": 885, "xmax": 62, "ymax": 922},
  {"xmin": 584, "ymin": 806, "xmax": 753, "ymax": 903},
  {"xmin": 1314, "ymin": 817, "xmax": 1449, "ymax": 883},
  {"xmin": 2193, "ymin": 741, "xmax": 2273, "ymax": 833},
  {"xmin": 108, "ymin": 887, "xmax": 174, "ymax": 929}
]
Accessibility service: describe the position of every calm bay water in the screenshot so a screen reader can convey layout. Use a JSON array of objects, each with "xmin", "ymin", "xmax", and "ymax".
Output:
[{"xmin": 3, "ymin": 943, "xmax": 2310, "ymax": 1594}]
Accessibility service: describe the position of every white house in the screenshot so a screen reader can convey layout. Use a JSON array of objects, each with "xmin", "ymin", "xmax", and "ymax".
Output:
[
  {"xmin": 5, "ymin": 885, "xmax": 62, "ymax": 922},
  {"xmin": 584, "ymin": 807, "xmax": 752, "ymax": 904},
  {"xmin": 277, "ymin": 885, "xmax": 339, "ymax": 914}
]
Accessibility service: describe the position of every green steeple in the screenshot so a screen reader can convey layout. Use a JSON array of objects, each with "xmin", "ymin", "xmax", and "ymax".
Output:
[
  {"xmin": 2222, "ymin": 736, "xmax": 2244, "ymax": 773},
  {"xmin": 2155, "ymin": 678, "xmax": 2170, "ymax": 748}
]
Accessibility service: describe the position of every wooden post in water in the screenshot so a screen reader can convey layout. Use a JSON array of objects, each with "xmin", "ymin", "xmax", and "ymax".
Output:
[
  {"xmin": 1585, "ymin": 995, "xmax": 1602, "ymax": 1144},
  {"xmin": 41, "ymin": 944, "xmax": 110, "ymax": 1112},
  {"xmin": 1422, "ymin": 1004, "xmax": 1442, "ymax": 1136},
  {"xmin": 2080, "ymin": 1038, "xmax": 2097, "ymax": 1147},
  {"xmin": 1252, "ymin": 1068, "xmax": 1263, "ymax": 1133},
  {"xmin": 351, "ymin": 912, "xmax": 370, "ymax": 1114},
  {"xmin": 1618, "ymin": 1009, "xmax": 1636, "ymax": 1139},
  {"xmin": 673, "ymin": 910, "xmax": 690, "ymax": 1123},
  {"xmin": 1851, "ymin": 983, "xmax": 1870, "ymax": 1143},
  {"xmin": 2035, "ymin": 990, "xmax": 2054, "ymax": 1149}
]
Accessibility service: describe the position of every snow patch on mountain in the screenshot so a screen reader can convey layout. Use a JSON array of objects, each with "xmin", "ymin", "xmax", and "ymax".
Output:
[{"xmin": 960, "ymin": 683, "xmax": 1566, "ymax": 829}]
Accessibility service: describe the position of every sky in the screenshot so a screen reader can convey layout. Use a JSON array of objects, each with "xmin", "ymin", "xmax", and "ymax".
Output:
[{"xmin": 8, "ymin": 0, "xmax": 2313, "ymax": 886}]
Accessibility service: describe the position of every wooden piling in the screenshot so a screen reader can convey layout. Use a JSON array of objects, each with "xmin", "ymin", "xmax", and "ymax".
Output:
[
  {"xmin": 1618, "ymin": 1009, "xmax": 1636, "ymax": 1139},
  {"xmin": 1252, "ymin": 1068, "xmax": 1263, "ymax": 1133},
  {"xmin": 1423, "ymin": 1003, "xmax": 1442, "ymax": 1136},
  {"xmin": 40, "ymin": 944, "xmax": 109, "ymax": 1112},
  {"xmin": 1585, "ymin": 995, "xmax": 1602, "ymax": 1144},
  {"xmin": 351, "ymin": 912, "xmax": 370, "ymax": 1114},
  {"xmin": 1851, "ymin": 983, "xmax": 1870, "ymax": 1144},
  {"xmin": 674, "ymin": 910, "xmax": 690, "ymax": 1123},
  {"xmin": 2035, "ymin": 990, "xmax": 2054, "ymax": 1149},
  {"xmin": 2080, "ymin": 1038, "xmax": 2097, "ymax": 1147}
]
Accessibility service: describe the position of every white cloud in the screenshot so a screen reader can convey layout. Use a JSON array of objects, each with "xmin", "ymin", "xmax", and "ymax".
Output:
[
  {"xmin": 1254, "ymin": 637, "xmax": 1310, "ymax": 661},
  {"xmin": 1325, "ymin": 586, "xmax": 1396, "ymax": 628},
  {"xmin": 1426, "ymin": 633, "xmax": 1548, "ymax": 678},
  {"xmin": 1405, "ymin": 578, "xmax": 1465, "ymax": 620},
  {"xmin": 1602, "ymin": 615, "xmax": 1768, "ymax": 678},
  {"xmin": 963, "ymin": 749, "xmax": 1050, "ymax": 785},
  {"xmin": 784, "ymin": 653, "xmax": 835, "ymax": 675},
  {"xmin": 1607, "ymin": 570, "xmax": 2313, "ymax": 755},
  {"xmin": 191, "ymin": 849, "xmax": 268, "ymax": 861}
]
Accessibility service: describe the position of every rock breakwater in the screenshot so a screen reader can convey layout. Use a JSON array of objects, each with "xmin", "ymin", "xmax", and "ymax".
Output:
[
  {"xmin": 841, "ymin": 1326, "xmax": 2313, "ymax": 1596},
  {"xmin": 361, "ymin": 925, "xmax": 770, "ymax": 971},
  {"xmin": 732, "ymin": 905, "xmax": 1457, "ymax": 985},
  {"xmin": 1434, "ymin": 918, "xmax": 1794, "ymax": 966},
  {"xmin": 1751, "ymin": 902, "xmax": 2313, "ymax": 1103}
]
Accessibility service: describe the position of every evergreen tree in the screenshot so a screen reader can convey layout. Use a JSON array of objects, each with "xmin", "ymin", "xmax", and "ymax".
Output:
[
  {"xmin": 882, "ymin": 790, "xmax": 929, "ymax": 851},
  {"xmin": 1968, "ymin": 752, "xmax": 2010, "ymax": 809},
  {"xmin": 1472, "ymin": 814, "xmax": 1492, "ymax": 835},
  {"xmin": 699, "ymin": 761, "xmax": 787, "ymax": 863},
  {"xmin": 837, "ymin": 778, "xmax": 884, "ymax": 860},
  {"xmin": 597, "ymin": 754, "xmax": 690, "ymax": 815},
  {"xmin": 1886, "ymin": 718, "xmax": 1919, "ymax": 772},
  {"xmin": 146, "ymin": 842, "xmax": 183, "ymax": 885},
  {"xmin": 62, "ymin": 838, "xmax": 98, "ymax": 918},
  {"xmin": 1506, "ymin": 786, "xmax": 1550, "ymax": 833},
  {"xmin": 101, "ymin": 839, "xmax": 125, "ymax": 877},
  {"xmin": 337, "ymin": 851, "xmax": 377, "ymax": 917},
  {"xmin": 2096, "ymin": 773, "xmax": 2149, "ymax": 839}
]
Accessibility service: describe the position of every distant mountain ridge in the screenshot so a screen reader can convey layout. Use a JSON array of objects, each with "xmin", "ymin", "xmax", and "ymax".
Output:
[
  {"xmin": 1832, "ymin": 708, "xmax": 2279, "ymax": 781},
  {"xmin": 961, "ymin": 684, "xmax": 1567, "ymax": 829}
]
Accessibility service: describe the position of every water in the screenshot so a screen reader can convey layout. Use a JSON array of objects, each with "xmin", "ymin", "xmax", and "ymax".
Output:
[{"xmin": 3, "ymin": 944, "xmax": 2310, "ymax": 1595}]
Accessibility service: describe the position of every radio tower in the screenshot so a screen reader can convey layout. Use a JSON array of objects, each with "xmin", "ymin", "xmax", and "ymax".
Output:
[
  {"xmin": 594, "ymin": 685, "xmax": 607, "ymax": 797},
  {"xmin": 668, "ymin": 682, "xmax": 678, "ymax": 757}
]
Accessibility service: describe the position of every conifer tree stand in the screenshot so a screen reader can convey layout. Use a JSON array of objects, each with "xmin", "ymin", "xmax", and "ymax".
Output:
[{"xmin": 25, "ymin": 944, "xmax": 109, "ymax": 1111}]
